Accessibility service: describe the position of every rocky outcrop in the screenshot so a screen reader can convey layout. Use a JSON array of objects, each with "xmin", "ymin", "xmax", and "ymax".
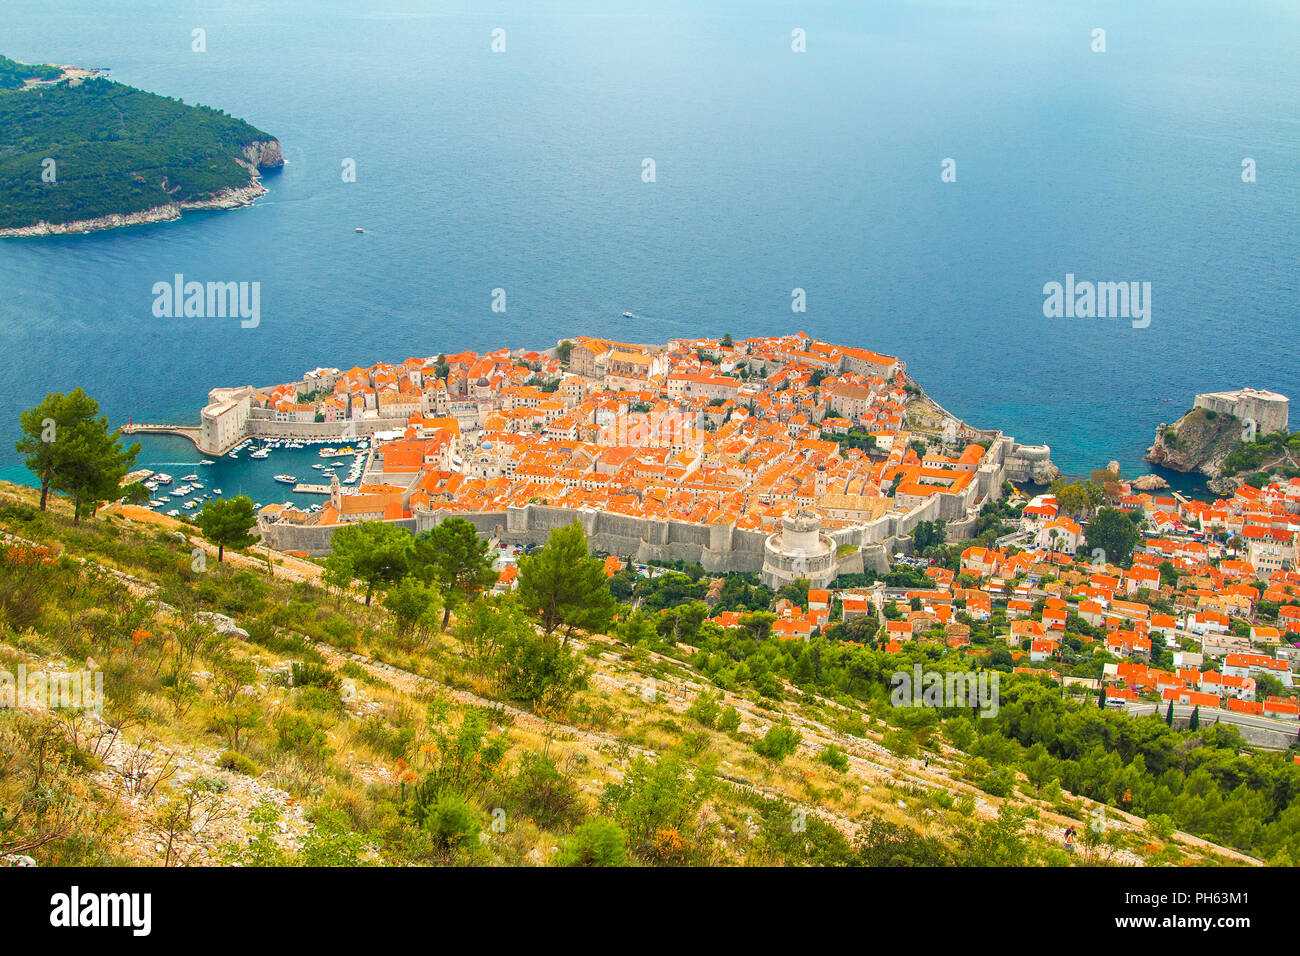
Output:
[
  {"xmin": 1130, "ymin": 474, "xmax": 1169, "ymax": 492},
  {"xmin": 1145, "ymin": 407, "xmax": 1242, "ymax": 479},
  {"xmin": 244, "ymin": 139, "xmax": 284, "ymax": 170}
]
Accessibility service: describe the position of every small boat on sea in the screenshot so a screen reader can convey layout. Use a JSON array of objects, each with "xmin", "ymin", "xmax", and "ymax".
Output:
[
  {"xmin": 199, "ymin": 459, "xmax": 215, "ymax": 466},
  {"xmin": 212, "ymin": 488, "xmax": 222, "ymax": 495},
  {"xmin": 622, "ymin": 311, "xmax": 635, "ymax": 318},
  {"xmin": 182, "ymin": 474, "xmax": 199, "ymax": 482},
  {"xmin": 154, "ymin": 473, "xmax": 173, "ymax": 484},
  {"xmin": 250, "ymin": 448, "xmax": 270, "ymax": 459},
  {"xmin": 274, "ymin": 474, "xmax": 297, "ymax": 484},
  {"xmin": 355, "ymin": 227, "xmax": 365, "ymax": 233}
]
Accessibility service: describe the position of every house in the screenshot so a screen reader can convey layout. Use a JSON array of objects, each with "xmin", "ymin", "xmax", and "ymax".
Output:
[{"xmin": 1223, "ymin": 653, "xmax": 1294, "ymax": 687}]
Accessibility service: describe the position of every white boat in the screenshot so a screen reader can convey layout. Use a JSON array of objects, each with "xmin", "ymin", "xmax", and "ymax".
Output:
[
  {"xmin": 311, "ymin": 463, "xmax": 325, "ymax": 469},
  {"xmin": 169, "ymin": 487, "xmax": 189, "ymax": 497},
  {"xmin": 228, "ymin": 452, "xmax": 239, "ymax": 459},
  {"xmin": 182, "ymin": 474, "xmax": 199, "ymax": 482},
  {"xmin": 212, "ymin": 488, "xmax": 222, "ymax": 495},
  {"xmin": 154, "ymin": 473, "xmax": 173, "ymax": 484},
  {"xmin": 182, "ymin": 501, "xmax": 198, "ymax": 510},
  {"xmin": 190, "ymin": 481, "xmax": 204, "ymax": 489},
  {"xmin": 166, "ymin": 509, "xmax": 180, "ymax": 517},
  {"xmin": 274, "ymin": 474, "xmax": 297, "ymax": 484},
  {"xmin": 250, "ymin": 449, "xmax": 270, "ymax": 459},
  {"xmin": 199, "ymin": 459, "xmax": 215, "ymax": 466}
]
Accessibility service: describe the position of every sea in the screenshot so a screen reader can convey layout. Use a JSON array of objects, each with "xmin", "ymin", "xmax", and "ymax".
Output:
[{"xmin": 1, "ymin": 0, "xmax": 1297, "ymax": 509}]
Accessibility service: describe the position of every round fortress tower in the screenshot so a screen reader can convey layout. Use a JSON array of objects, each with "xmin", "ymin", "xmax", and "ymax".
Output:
[{"xmin": 762, "ymin": 509, "xmax": 836, "ymax": 589}]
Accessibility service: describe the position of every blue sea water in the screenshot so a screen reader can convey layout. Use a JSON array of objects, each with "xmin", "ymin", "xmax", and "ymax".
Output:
[{"xmin": 1, "ymin": 0, "xmax": 1297, "ymax": 509}]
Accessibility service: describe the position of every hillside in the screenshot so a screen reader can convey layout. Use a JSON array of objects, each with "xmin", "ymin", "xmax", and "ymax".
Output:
[
  {"xmin": 1, "ymin": 481, "xmax": 1286, "ymax": 868},
  {"xmin": 0, "ymin": 57, "xmax": 281, "ymax": 236}
]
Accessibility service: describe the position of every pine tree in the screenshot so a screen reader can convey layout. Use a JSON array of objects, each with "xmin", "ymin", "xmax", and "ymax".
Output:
[
  {"xmin": 195, "ymin": 495, "xmax": 259, "ymax": 562},
  {"xmin": 517, "ymin": 522, "xmax": 616, "ymax": 643},
  {"xmin": 411, "ymin": 517, "xmax": 496, "ymax": 629},
  {"xmin": 1189, "ymin": 705, "xmax": 1200, "ymax": 730},
  {"xmin": 1165, "ymin": 700, "xmax": 1174, "ymax": 726},
  {"xmin": 17, "ymin": 389, "xmax": 136, "ymax": 515}
]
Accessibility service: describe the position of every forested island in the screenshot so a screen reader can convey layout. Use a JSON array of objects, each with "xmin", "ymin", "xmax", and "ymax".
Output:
[{"xmin": 0, "ymin": 55, "xmax": 282, "ymax": 237}]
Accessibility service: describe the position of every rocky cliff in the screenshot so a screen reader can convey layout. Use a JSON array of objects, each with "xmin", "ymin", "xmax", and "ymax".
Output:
[
  {"xmin": 243, "ymin": 139, "xmax": 284, "ymax": 170},
  {"xmin": 1145, "ymin": 407, "xmax": 1242, "ymax": 480}
]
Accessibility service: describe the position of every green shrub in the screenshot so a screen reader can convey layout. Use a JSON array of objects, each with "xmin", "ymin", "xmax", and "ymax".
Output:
[
  {"xmin": 291, "ymin": 661, "xmax": 340, "ymax": 692},
  {"xmin": 753, "ymin": 724, "xmax": 802, "ymax": 762},
  {"xmin": 505, "ymin": 752, "xmax": 583, "ymax": 831},
  {"xmin": 685, "ymin": 690, "xmax": 722, "ymax": 728},
  {"xmin": 555, "ymin": 819, "xmax": 629, "ymax": 867},
  {"xmin": 716, "ymin": 705, "xmax": 742, "ymax": 734},
  {"xmin": 816, "ymin": 744, "xmax": 850, "ymax": 773},
  {"xmin": 216, "ymin": 750, "xmax": 260, "ymax": 776}
]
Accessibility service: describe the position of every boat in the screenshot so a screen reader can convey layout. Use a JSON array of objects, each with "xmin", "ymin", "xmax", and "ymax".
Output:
[
  {"xmin": 166, "ymin": 509, "xmax": 180, "ymax": 517},
  {"xmin": 182, "ymin": 474, "xmax": 198, "ymax": 482},
  {"xmin": 190, "ymin": 481, "xmax": 203, "ymax": 489},
  {"xmin": 154, "ymin": 473, "xmax": 173, "ymax": 484},
  {"xmin": 311, "ymin": 463, "xmax": 325, "ymax": 469},
  {"xmin": 274, "ymin": 474, "xmax": 297, "ymax": 484},
  {"xmin": 212, "ymin": 488, "xmax": 222, "ymax": 495},
  {"xmin": 622, "ymin": 311, "xmax": 635, "ymax": 318},
  {"xmin": 355, "ymin": 227, "xmax": 365, "ymax": 233},
  {"xmin": 169, "ymin": 487, "xmax": 189, "ymax": 497},
  {"xmin": 199, "ymin": 459, "xmax": 215, "ymax": 466},
  {"xmin": 182, "ymin": 501, "xmax": 198, "ymax": 510},
  {"xmin": 318, "ymin": 447, "xmax": 337, "ymax": 457},
  {"xmin": 250, "ymin": 448, "xmax": 270, "ymax": 459},
  {"xmin": 227, "ymin": 452, "xmax": 239, "ymax": 459}
]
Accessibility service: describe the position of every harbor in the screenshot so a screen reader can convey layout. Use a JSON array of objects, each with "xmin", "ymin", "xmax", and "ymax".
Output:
[{"xmin": 124, "ymin": 434, "xmax": 372, "ymax": 518}]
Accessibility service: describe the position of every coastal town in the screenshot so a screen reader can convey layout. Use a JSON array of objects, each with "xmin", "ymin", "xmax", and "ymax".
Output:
[
  {"xmin": 129, "ymin": 331, "xmax": 1300, "ymax": 745},
  {"xmin": 169, "ymin": 333, "xmax": 1057, "ymax": 575}
]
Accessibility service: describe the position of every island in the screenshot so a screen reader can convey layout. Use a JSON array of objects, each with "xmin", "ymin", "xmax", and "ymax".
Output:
[{"xmin": 0, "ymin": 54, "xmax": 282, "ymax": 237}]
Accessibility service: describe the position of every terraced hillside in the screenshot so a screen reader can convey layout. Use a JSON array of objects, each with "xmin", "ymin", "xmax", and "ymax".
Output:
[{"xmin": 0, "ymin": 483, "xmax": 1277, "ymax": 867}]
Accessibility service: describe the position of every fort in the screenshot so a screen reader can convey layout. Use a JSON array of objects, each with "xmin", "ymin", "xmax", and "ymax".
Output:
[
  {"xmin": 257, "ymin": 432, "xmax": 1052, "ymax": 579},
  {"xmin": 1193, "ymin": 388, "xmax": 1289, "ymax": 436}
]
